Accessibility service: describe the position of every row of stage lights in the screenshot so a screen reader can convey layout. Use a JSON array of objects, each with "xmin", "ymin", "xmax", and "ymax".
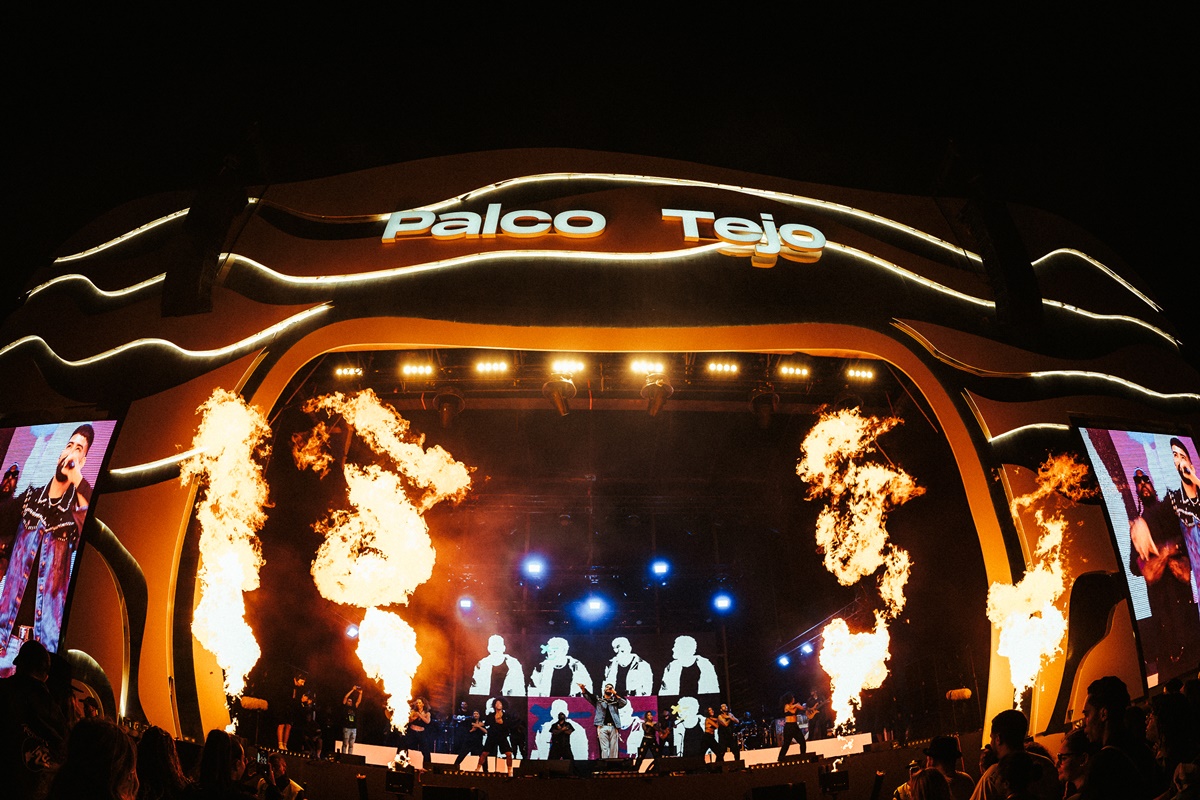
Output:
[
  {"xmin": 338, "ymin": 358, "xmax": 876, "ymax": 381},
  {"xmin": 448, "ymin": 555, "xmax": 736, "ymax": 625}
]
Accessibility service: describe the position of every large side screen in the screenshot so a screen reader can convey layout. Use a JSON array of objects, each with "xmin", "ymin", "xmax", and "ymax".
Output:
[
  {"xmin": 1079, "ymin": 427, "xmax": 1200, "ymax": 689},
  {"xmin": 0, "ymin": 419, "xmax": 118, "ymax": 674}
]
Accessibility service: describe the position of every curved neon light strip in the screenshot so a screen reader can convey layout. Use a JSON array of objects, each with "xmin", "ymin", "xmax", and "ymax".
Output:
[
  {"xmin": 1041, "ymin": 298, "xmax": 1176, "ymax": 346},
  {"xmin": 824, "ymin": 242, "xmax": 993, "ymax": 308},
  {"xmin": 987, "ymin": 423, "xmax": 1071, "ymax": 445},
  {"xmin": 0, "ymin": 304, "xmax": 330, "ymax": 366},
  {"xmin": 1032, "ymin": 248, "xmax": 1160, "ymax": 312},
  {"xmin": 27, "ymin": 272, "xmax": 166, "ymax": 301},
  {"xmin": 109, "ymin": 447, "xmax": 204, "ymax": 479},
  {"xmin": 223, "ymin": 242, "xmax": 732, "ymax": 285},
  {"xmin": 895, "ymin": 321, "xmax": 1200, "ymax": 403},
  {"xmin": 52, "ymin": 210, "xmax": 189, "ymax": 263}
]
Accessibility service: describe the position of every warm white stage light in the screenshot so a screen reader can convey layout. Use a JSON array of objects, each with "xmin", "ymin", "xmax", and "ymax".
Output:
[
  {"xmin": 707, "ymin": 361, "xmax": 739, "ymax": 374},
  {"xmin": 401, "ymin": 364, "xmax": 434, "ymax": 377},
  {"xmin": 551, "ymin": 359, "xmax": 584, "ymax": 375},
  {"xmin": 779, "ymin": 365, "xmax": 810, "ymax": 377},
  {"xmin": 475, "ymin": 360, "xmax": 509, "ymax": 374},
  {"xmin": 631, "ymin": 359, "xmax": 665, "ymax": 374},
  {"xmin": 335, "ymin": 366, "xmax": 363, "ymax": 378}
]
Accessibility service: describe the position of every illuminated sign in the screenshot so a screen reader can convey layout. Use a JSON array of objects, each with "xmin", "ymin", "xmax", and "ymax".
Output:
[{"xmin": 382, "ymin": 202, "xmax": 826, "ymax": 269}]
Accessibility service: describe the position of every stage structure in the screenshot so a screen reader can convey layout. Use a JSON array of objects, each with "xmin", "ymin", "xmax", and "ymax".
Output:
[{"xmin": 0, "ymin": 149, "xmax": 1195, "ymax": 744}]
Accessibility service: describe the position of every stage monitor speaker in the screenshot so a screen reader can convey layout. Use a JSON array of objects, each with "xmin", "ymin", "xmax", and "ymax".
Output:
[
  {"xmin": 384, "ymin": 768, "xmax": 416, "ymax": 794},
  {"xmin": 779, "ymin": 752, "xmax": 816, "ymax": 764},
  {"xmin": 514, "ymin": 761, "xmax": 549, "ymax": 777},
  {"xmin": 548, "ymin": 759, "xmax": 573, "ymax": 776},
  {"xmin": 654, "ymin": 755, "xmax": 709, "ymax": 773},
  {"xmin": 596, "ymin": 757, "xmax": 637, "ymax": 773},
  {"xmin": 423, "ymin": 788, "xmax": 479, "ymax": 800},
  {"xmin": 336, "ymin": 752, "xmax": 367, "ymax": 765},
  {"xmin": 748, "ymin": 782, "xmax": 807, "ymax": 800}
]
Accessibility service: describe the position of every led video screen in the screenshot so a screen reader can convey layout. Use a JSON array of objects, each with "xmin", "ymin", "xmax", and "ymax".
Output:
[
  {"xmin": 0, "ymin": 419, "xmax": 118, "ymax": 674},
  {"xmin": 1079, "ymin": 426, "xmax": 1200, "ymax": 688}
]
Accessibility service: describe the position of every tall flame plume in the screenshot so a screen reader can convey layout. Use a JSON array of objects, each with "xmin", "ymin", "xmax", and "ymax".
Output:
[
  {"xmin": 294, "ymin": 389, "xmax": 471, "ymax": 720},
  {"xmin": 180, "ymin": 389, "xmax": 272, "ymax": 697},
  {"xmin": 797, "ymin": 408, "xmax": 923, "ymax": 731},
  {"xmin": 988, "ymin": 454, "xmax": 1092, "ymax": 708}
]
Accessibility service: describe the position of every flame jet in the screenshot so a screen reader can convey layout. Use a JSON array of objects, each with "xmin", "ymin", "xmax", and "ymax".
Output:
[
  {"xmin": 796, "ymin": 408, "xmax": 923, "ymax": 731},
  {"xmin": 988, "ymin": 454, "xmax": 1093, "ymax": 708},
  {"xmin": 180, "ymin": 389, "xmax": 273, "ymax": 697},
  {"xmin": 293, "ymin": 389, "xmax": 471, "ymax": 718}
]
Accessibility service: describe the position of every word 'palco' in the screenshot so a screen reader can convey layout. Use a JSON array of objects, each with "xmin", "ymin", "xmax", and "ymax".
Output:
[
  {"xmin": 663, "ymin": 209, "xmax": 826, "ymax": 268},
  {"xmin": 383, "ymin": 204, "xmax": 606, "ymax": 241}
]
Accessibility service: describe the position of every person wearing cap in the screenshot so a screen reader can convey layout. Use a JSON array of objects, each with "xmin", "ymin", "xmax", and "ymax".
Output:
[{"xmin": 924, "ymin": 735, "xmax": 974, "ymax": 800}]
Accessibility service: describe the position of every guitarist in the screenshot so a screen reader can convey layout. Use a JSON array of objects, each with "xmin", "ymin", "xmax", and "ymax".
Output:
[{"xmin": 805, "ymin": 692, "xmax": 828, "ymax": 740}]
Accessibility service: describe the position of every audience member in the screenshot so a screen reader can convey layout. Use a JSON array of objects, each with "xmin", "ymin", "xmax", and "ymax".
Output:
[
  {"xmin": 924, "ymin": 735, "xmax": 975, "ymax": 800},
  {"xmin": 969, "ymin": 708, "xmax": 1061, "ymax": 800},
  {"xmin": 1055, "ymin": 728, "xmax": 1093, "ymax": 800},
  {"xmin": 137, "ymin": 725, "xmax": 192, "ymax": 800},
  {"xmin": 187, "ymin": 729, "xmax": 254, "ymax": 799},
  {"xmin": 1147, "ymin": 691, "xmax": 1199, "ymax": 798},
  {"xmin": 0, "ymin": 639, "xmax": 69, "ymax": 799},
  {"xmin": 47, "ymin": 716, "xmax": 139, "ymax": 800},
  {"xmin": 1083, "ymin": 675, "xmax": 1158, "ymax": 798},
  {"xmin": 256, "ymin": 753, "xmax": 305, "ymax": 800}
]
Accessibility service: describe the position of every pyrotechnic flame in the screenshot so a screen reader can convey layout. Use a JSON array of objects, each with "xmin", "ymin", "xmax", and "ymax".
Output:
[
  {"xmin": 988, "ymin": 454, "xmax": 1092, "ymax": 708},
  {"xmin": 797, "ymin": 408, "xmax": 922, "ymax": 732},
  {"xmin": 294, "ymin": 389, "xmax": 472, "ymax": 721},
  {"xmin": 180, "ymin": 389, "xmax": 272, "ymax": 696},
  {"xmin": 358, "ymin": 607, "xmax": 423, "ymax": 722}
]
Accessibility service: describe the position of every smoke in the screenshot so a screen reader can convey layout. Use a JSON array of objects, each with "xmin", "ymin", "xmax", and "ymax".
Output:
[
  {"xmin": 293, "ymin": 389, "xmax": 472, "ymax": 720},
  {"xmin": 797, "ymin": 408, "xmax": 923, "ymax": 731},
  {"xmin": 180, "ymin": 389, "xmax": 272, "ymax": 697},
  {"xmin": 988, "ymin": 454, "xmax": 1092, "ymax": 708}
]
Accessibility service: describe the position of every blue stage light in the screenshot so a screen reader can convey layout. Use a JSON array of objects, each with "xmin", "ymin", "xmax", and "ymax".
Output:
[
  {"xmin": 651, "ymin": 559, "xmax": 670, "ymax": 577},
  {"xmin": 576, "ymin": 595, "xmax": 609, "ymax": 623},
  {"xmin": 458, "ymin": 597, "xmax": 474, "ymax": 610},
  {"xmin": 801, "ymin": 643, "xmax": 814, "ymax": 655},
  {"xmin": 346, "ymin": 624, "xmax": 359, "ymax": 639},
  {"xmin": 522, "ymin": 555, "xmax": 546, "ymax": 578},
  {"xmin": 778, "ymin": 655, "xmax": 791, "ymax": 667},
  {"xmin": 712, "ymin": 592, "xmax": 733, "ymax": 612}
]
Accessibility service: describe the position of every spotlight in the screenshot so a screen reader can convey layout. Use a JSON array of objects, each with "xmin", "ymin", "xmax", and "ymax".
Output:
[
  {"xmin": 712, "ymin": 592, "xmax": 733, "ymax": 612},
  {"xmin": 750, "ymin": 385, "xmax": 779, "ymax": 430},
  {"xmin": 847, "ymin": 367, "xmax": 875, "ymax": 380},
  {"xmin": 801, "ymin": 643, "xmax": 814, "ymax": 655},
  {"xmin": 640, "ymin": 373, "xmax": 673, "ymax": 417},
  {"xmin": 346, "ymin": 624, "xmax": 359, "ymax": 639},
  {"xmin": 576, "ymin": 594, "xmax": 609, "ymax": 623},
  {"xmin": 458, "ymin": 597, "xmax": 474, "ymax": 610},
  {"xmin": 474, "ymin": 359, "xmax": 509, "ymax": 374},
  {"xmin": 542, "ymin": 373, "xmax": 577, "ymax": 416},
  {"xmin": 401, "ymin": 363, "xmax": 435, "ymax": 377},
  {"xmin": 631, "ymin": 358, "xmax": 665, "ymax": 374},
  {"xmin": 522, "ymin": 555, "xmax": 546, "ymax": 579},
  {"xmin": 706, "ymin": 360, "xmax": 739, "ymax": 374},
  {"xmin": 779, "ymin": 364, "xmax": 810, "ymax": 378},
  {"xmin": 651, "ymin": 559, "xmax": 670, "ymax": 577},
  {"xmin": 335, "ymin": 366, "xmax": 363, "ymax": 378},
  {"xmin": 433, "ymin": 387, "xmax": 464, "ymax": 429},
  {"xmin": 551, "ymin": 358, "xmax": 585, "ymax": 375},
  {"xmin": 778, "ymin": 655, "xmax": 791, "ymax": 668}
]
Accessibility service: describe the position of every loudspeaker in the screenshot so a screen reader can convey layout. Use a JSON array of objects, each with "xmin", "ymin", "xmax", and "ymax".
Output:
[
  {"xmin": 384, "ymin": 768, "xmax": 416, "ymax": 794},
  {"xmin": 336, "ymin": 752, "xmax": 366, "ymax": 765},
  {"xmin": 514, "ymin": 761, "xmax": 549, "ymax": 777},
  {"xmin": 653, "ymin": 755, "xmax": 709, "ymax": 773},
  {"xmin": 749, "ymin": 782, "xmax": 807, "ymax": 800},
  {"xmin": 548, "ymin": 759, "xmax": 573, "ymax": 776}
]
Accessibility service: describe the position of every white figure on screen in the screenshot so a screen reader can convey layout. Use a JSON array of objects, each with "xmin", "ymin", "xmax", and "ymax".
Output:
[
  {"xmin": 528, "ymin": 636, "xmax": 592, "ymax": 697},
  {"xmin": 469, "ymin": 634, "xmax": 526, "ymax": 696},
  {"xmin": 658, "ymin": 635, "xmax": 719, "ymax": 696}
]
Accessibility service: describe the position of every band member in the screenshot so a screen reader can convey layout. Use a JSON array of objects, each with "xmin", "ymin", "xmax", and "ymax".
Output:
[
  {"xmin": 805, "ymin": 692, "xmax": 829, "ymax": 740},
  {"xmin": 604, "ymin": 637, "xmax": 654, "ymax": 696},
  {"xmin": 469, "ymin": 634, "xmax": 526, "ymax": 697},
  {"xmin": 406, "ymin": 698, "xmax": 432, "ymax": 768},
  {"xmin": 580, "ymin": 682, "xmax": 627, "ymax": 759},
  {"xmin": 776, "ymin": 693, "xmax": 806, "ymax": 760},
  {"xmin": 528, "ymin": 636, "xmax": 592, "ymax": 697}
]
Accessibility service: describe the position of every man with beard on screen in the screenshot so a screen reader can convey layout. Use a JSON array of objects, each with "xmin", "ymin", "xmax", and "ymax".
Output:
[
  {"xmin": 659, "ymin": 635, "xmax": 719, "ymax": 696},
  {"xmin": 1129, "ymin": 468, "xmax": 1200, "ymax": 671},
  {"xmin": 0, "ymin": 425, "xmax": 93, "ymax": 661},
  {"xmin": 1167, "ymin": 438, "xmax": 1200, "ymax": 600},
  {"xmin": 528, "ymin": 636, "xmax": 592, "ymax": 697}
]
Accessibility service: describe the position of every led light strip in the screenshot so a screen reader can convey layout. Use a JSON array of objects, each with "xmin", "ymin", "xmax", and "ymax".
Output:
[
  {"xmin": 27, "ymin": 272, "xmax": 166, "ymax": 301},
  {"xmin": 1032, "ymin": 248, "xmax": 1160, "ymax": 312},
  {"xmin": 987, "ymin": 424, "xmax": 1071, "ymax": 445},
  {"xmin": 52, "ymin": 209, "xmax": 190, "ymax": 263},
  {"xmin": 895, "ymin": 321, "xmax": 1200, "ymax": 403},
  {"xmin": 825, "ymin": 242, "xmax": 993, "ymax": 307},
  {"xmin": 109, "ymin": 447, "xmax": 204, "ymax": 479},
  {"xmin": 1041, "ymin": 298, "xmax": 1176, "ymax": 345},
  {"xmin": 0, "ymin": 304, "xmax": 330, "ymax": 365}
]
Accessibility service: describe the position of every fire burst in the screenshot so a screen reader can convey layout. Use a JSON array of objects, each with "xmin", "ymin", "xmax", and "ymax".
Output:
[
  {"xmin": 797, "ymin": 408, "xmax": 923, "ymax": 731},
  {"xmin": 988, "ymin": 454, "xmax": 1092, "ymax": 708},
  {"xmin": 294, "ymin": 389, "xmax": 471, "ymax": 719},
  {"xmin": 180, "ymin": 389, "xmax": 272, "ymax": 697}
]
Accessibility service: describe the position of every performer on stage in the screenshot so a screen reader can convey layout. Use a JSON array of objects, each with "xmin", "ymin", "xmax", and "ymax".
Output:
[
  {"xmin": 805, "ymin": 692, "xmax": 828, "ymax": 740},
  {"xmin": 716, "ymin": 703, "xmax": 741, "ymax": 760},
  {"xmin": 341, "ymin": 685, "xmax": 362, "ymax": 756},
  {"xmin": 534, "ymin": 698, "xmax": 587, "ymax": 760},
  {"xmin": 452, "ymin": 710, "xmax": 487, "ymax": 771},
  {"xmin": 278, "ymin": 673, "xmax": 305, "ymax": 750},
  {"xmin": 633, "ymin": 710, "xmax": 663, "ymax": 769},
  {"xmin": 580, "ymin": 682, "xmax": 628, "ymax": 759},
  {"xmin": 776, "ymin": 693, "xmax": 806, "ymax": 760},
  {"xmin": 548, "ymin": 711, "xmax": 575, "ymax": 760},
  {"xmin": 482, "ymin": 698, "xmax": 514, "ymax": 776},
  {"xmin": 405, "ymin": 698, "xmax": 432, "ymax": 768}
]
